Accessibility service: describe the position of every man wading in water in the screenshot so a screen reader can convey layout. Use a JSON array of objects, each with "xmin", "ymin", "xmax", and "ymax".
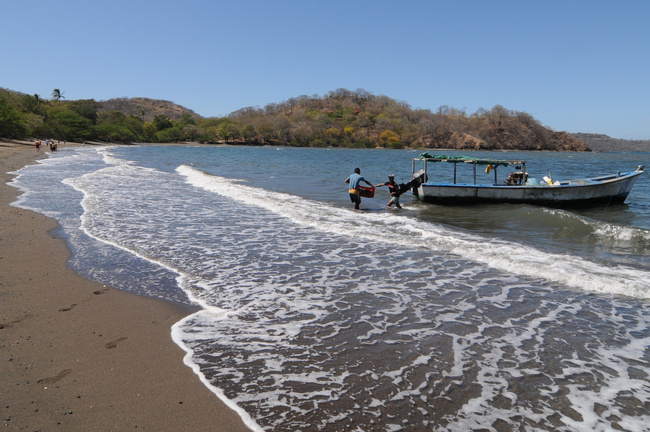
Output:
[
  {"xmin": 376, "ymin": 174, "xmax": 402, "ymax": 209},
  {"xmin": 345, "ymin": 167, "xmax": 374, "ymax": 210}
]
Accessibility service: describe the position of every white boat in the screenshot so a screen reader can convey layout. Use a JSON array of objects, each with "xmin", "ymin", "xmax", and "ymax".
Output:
[{"xmin": 408, "ymin": 154, "xmax": 645, "ymax": 207}]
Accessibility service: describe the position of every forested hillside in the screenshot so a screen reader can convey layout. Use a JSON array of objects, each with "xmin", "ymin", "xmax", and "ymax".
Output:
[
  {"xmin": 98, "ymin": 97, "xmax": 200, "ymax": 122},
  {"xmin": 222, "ymin": 89, "xmax": 587, "ymax": 151},
  {"xmin": 1, "ymin": 87, "xmax": 588, "ymax": 151}
]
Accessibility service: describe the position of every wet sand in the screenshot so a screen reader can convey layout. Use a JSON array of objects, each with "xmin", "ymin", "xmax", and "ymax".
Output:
[{"xmin": 0, "ymin": 141, "xmax": 251, "ymax": 431}]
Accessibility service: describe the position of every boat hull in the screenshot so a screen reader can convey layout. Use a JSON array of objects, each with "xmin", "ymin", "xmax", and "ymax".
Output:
[{"xmin": 416, "ymin": 170, "xmax": 643, "ymax": 208}]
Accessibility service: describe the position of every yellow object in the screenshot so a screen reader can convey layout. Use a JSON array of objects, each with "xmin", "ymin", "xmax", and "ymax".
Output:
[
  {"xmin": 485, "ymin": 164, "xmax": 494, "ymax": 174},
  {"xmin": 543, "ymin": 173, "xmax": 553, "ymax": 185}
]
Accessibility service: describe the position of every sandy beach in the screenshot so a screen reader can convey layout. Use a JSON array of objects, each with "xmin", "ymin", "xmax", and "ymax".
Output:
[{"xmin": 1, "ymin": 141, "xmax": 251, "ymax": 431}]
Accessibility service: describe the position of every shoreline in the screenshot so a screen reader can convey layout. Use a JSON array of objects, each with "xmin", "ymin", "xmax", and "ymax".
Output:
[{"xmin": 1, "ymin": 141, "xmax": 251, "ymax": 431}]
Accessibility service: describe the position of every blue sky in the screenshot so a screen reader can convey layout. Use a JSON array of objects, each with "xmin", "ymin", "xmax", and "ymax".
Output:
[{"xmin": 2, "ymin": 0, "xmax": 649, "ymax": 139}]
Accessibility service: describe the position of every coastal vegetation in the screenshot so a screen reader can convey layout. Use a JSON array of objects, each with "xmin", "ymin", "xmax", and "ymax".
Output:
[{"xmin": 1, "ymin": 87, "xmax": 590, "ymax": 151}]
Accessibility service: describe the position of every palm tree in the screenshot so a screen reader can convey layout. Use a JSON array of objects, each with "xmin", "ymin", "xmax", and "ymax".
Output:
[{"xmin": 52, "ymin": 89, "xmax": 65, "ymax": 102}]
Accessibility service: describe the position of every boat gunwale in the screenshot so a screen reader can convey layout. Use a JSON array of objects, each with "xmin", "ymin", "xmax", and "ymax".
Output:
[{"xmin": 419, "ymin": 169, "xmax": 643, "ymax": 189}]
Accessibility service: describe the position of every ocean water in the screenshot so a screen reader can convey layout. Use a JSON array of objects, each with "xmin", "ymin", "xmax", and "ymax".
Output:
[{"xmin": 9, "ymin": 145, "xmax": 650, "ymax": 432}]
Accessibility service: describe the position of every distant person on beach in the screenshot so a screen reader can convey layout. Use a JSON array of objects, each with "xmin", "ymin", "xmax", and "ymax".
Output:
[
  {"xmin": 376, "ymin": 174, "xmax": 402, "ymax": 209},
  {"xmin": 345, "ymin": 167, "xmax": 374, "ymax": 210},
  {"xmin": 35, "ymin": 141, "xmax": 42, "ymax": 152}
]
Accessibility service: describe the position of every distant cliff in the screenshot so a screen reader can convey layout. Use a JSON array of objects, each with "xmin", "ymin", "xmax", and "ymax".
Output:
[
  {"xmin": 572, "ymin": 133, "xmax": 650, "ymax": 152},
  {"xmin": 414, "ymin": 129, "xmax": 587, "ymax": 152}
]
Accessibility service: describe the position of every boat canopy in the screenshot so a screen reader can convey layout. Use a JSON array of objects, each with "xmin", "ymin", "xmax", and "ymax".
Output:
[{"xmin": 418, "ymin": 153, "xmax": 523, "ymax": 167}]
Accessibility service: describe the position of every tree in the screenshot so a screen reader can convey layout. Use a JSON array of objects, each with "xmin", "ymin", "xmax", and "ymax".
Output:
[
  {"xmin": 0, "ymin": 92, "xmax": 28, "ymax": 138},
  {"xmin": 152, "ymin": 114, "xmax": 173, "ymax": 131},
  {"xmin": 70, "ymin": 99, "xmax": 101, "ymax": 123},
  {"xmin": 177, "ymin": 112, "xmax": 195, "ymax": 128},
  {"xmin": 142, "ymin": 122, "xmax": 157, "ymax": 141},
  {"xmin": 155, "ymin": 126, "xmax": 183, "ymax": 142},
  {"xmin": 242, "ymin": 125, "xmax": 256, "ymax": 142},
  {"xmin": 96, "ymin": 123, "xmax": 136, "ymax": 142},
  {"xmin": 379, "ymin": 130, "xmax": 402, "ymax": 148},
  {"xmin": 183, "ymin": 124, "xmax": 201, "ymax": 142},
  {"xmin": 21, "ymin": 94, "xmax": 45, "ymax": 115},
  {"xmin": 52, "ymin": 89, "xmax": 65, "ymax": 103},
  {"xmin": 46, "ymin": 110, "xmax": 94, "ymax": 141},
  {"xmin": 217, "ymin": 121, "xmax": 241, "ymax": 142}
]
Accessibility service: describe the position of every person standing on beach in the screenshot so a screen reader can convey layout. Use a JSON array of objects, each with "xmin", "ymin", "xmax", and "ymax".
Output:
[
  {"xmin": 345, "ymin": 167, "xmax": 374, "ymax": 210},
  {"xmin": 376, "ymin": 174, "xmax": 402, "ymax": 209}
]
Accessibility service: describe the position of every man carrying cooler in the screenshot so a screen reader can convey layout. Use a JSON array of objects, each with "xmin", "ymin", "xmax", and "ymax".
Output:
[{"xmin": 345, "ymin": 167, "xmax": 374, "ymax": 210}]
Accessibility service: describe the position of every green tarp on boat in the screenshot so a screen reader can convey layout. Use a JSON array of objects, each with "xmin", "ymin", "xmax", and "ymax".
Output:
[{"xmin": 419, "ymin": 153, "xmax": 517, "ymax": 167}]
